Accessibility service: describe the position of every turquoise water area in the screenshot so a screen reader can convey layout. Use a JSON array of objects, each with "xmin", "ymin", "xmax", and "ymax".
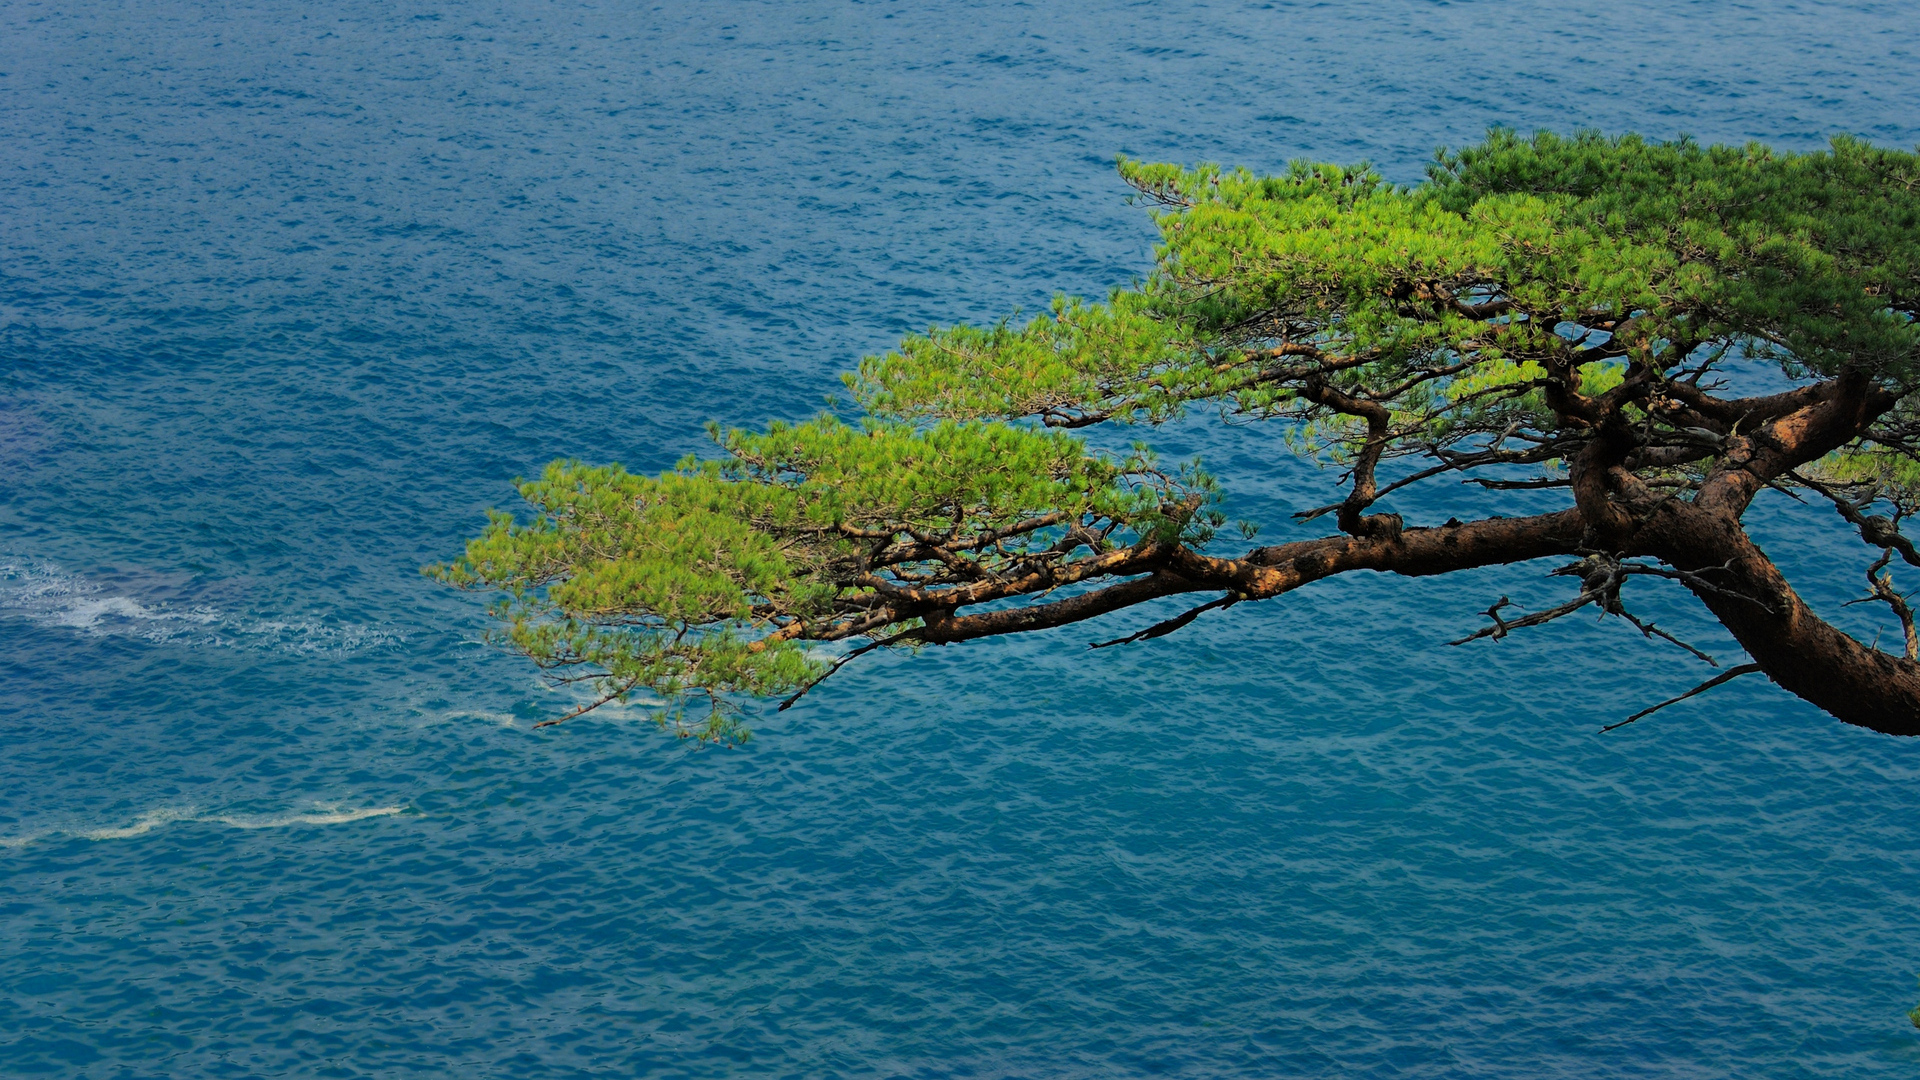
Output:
[{"xmin": 5, "ymin": 1, "xmax": 1920, "ymax": 1075}]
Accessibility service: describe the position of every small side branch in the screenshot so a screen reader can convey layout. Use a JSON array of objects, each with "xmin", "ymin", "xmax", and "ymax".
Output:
[
  {"xmin": 533, "ymin": 676, "xmax": 643, "ymax": 728},
  {"xmin": 1090, "ymin": 593, "xmax": 1240, "ymax": 649},
  {"xmin": 1447, "ymin": 555, "xmax": 1720, "ymax": 665},
  {"xmin": 1600, "ymin": 664, "xmax": 1765, "ymax": 733},
  {"xmin": 776, "ymin": 630, "xmax": 916, "ymax": 712},
  {"xmin": 1864, "ymin": 550, "xmax": 1920, "ymax": 662},
  {"xmin": 1789, "ymin": 471, "xmax": 1920, "ymax": 568},
  {"xmin": 1293, "ymin": 441, "xmax": 1562, "ymax": 522},
  {"xmin": 1448, "ymin": 596, "xmax": 1522, "ymax": 644},
  {"xmin": 1613, "ymin": 608, "xmax": 1719, "ymax": 667},
  {"xmin": 1617, "ymin": 560, "xmax": 1776, "ymax": 615},
  {"xmin": 1295, "ymin": 376, "xmax": 1401, "ymax": 538}
]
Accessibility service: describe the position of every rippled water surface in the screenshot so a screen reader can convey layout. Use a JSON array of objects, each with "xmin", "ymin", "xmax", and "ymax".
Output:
[{"xmin": 6, "ymin": 1, "xmax": 1920, "ymax": 1076}]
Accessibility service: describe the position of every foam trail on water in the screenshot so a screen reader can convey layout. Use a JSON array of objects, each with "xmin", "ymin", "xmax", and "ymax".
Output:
[
  {"xmin": 53, "ymin": 595, "xmax": 218, "ymax": 630},
  {"xmin": 0, "ymin": 560, "xmax": 218, "ymax": 642},
  {"xmin": 0, "ymin": 829, "xmax": 56, "ymax": 850},
  {"xmin": 439, "ymin": 709, "xmax": 523, "ymax": 727},
  {"xmin": 0, "ymin": 804, "xmax": 409, "ymax": 848},
  {"xmin": 0, "ymin": 555, "xmax": 400, "ymax": 654},
  {"xmin": 231, "ymin": 618, "xmax": 404, "ymax": 654},
  {"xmin": 208, "ymin": 806, "xmax": 406, "ymax": 829},
  {"xmin": 80, "ymin": 807, "xmax": 200, "ymax": 841}
]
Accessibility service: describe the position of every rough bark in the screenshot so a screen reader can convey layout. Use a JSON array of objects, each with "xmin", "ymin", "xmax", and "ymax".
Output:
[
  {"xmin": 752, "ymin": 348, "xmax": 1920, "ymax": 735},
  {"xmin": 916, "ymin": 510, "xmax": 1588, "ymax": 642},
  {"xmin": 1626, "ymin": 373, "xmax": 1920, "ymax": 734},
  {"xmin": 922, "ymin": 371, "xmax": 1920, "ymax": 735},
  {"xmin": 1639, "ymin": 498, "xmax": 1920, "ymax": 735}
]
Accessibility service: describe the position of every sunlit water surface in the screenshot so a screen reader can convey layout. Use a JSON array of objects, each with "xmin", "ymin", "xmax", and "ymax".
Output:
[{"xmin": 5, "ymin": 1, "xmax": 1920, "ymax": 1076}]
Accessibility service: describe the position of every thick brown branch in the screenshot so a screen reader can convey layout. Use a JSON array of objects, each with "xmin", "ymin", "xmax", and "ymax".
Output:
[
  {"xmin": 916, "ymin": 509, "xmax": 1589, "ymax": 645},
  {"xmin": 1634, "ymin": 497, "xmax": 1920, "ymax": 735},
  {"xmin": 918, "ymin": 573, "xmax": 1200, "ymax": 643},
  {"xmin": 1663, "ymin": 379, "xmax": 1842, "ymax": 433},
  {"xmin": 1697, "ymin": 374, "xmax": 1900, "ymax": 516},
  {"xmin": 1569, "ymin": 418, "xmax": 1643, "ymax": 545},
  {"xmin": 913, "ymin": 509, "xmax": 1590, "ymax": 645}
]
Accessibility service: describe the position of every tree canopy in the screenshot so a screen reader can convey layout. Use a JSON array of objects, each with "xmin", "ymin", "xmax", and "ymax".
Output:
[{"xmin": 432, "ymin": 130, "xmax": 1920, "ymax": 743}]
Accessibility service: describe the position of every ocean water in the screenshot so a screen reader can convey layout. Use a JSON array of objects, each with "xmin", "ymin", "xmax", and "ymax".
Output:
[{"xmin": 4, "ymin": 0, "xmax": 1920, "ymax": 1075}]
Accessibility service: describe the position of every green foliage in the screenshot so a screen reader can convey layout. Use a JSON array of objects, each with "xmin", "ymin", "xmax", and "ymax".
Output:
[
  {"xmin": 849, "ymin": 293, "xmax": 1200, "ymax": 425},
  {"xmin": 855, "ymin": 131, "xmax": 1918, "ymax": 445},
  {"xmin": 429, "ymin": 417, "xmax": 1209, "ymax": 737},
  {"xmin": 439, "ymin": 129, "xmax": 1920, "ymax": 736},
  {"xmin": 1428, "ymin": 130, "xmax": 1920, "ymax": 374}
]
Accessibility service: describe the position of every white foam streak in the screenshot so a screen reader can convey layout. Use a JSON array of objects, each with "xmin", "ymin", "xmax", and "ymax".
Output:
[
  {"xmin": 52, "ymin": 595, "xmax": 220, "ymax": 630},
  {"xmin": 208, "ymin": 806, "xmax": 405, "ymax": 829},
  {"xmin": 80, "ymin": 807, "xmax": 199, "ymax": 840},
  {"xmin": 0, "ymin": 556, "xmax": 399, "ymax": 654},
  {"xmin": 439, "ymin": 709, "xmax": 522, "ymax": 727},
  {"xmin": 0, "ymin": 804, "xmax": 408, "ymax": 849}
]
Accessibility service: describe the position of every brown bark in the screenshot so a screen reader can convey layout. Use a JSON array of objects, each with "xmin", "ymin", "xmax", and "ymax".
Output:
[
  {"xmin": 1695, "ymin": 373, "xmax": 1897, "ymax": 517},
  {"xmin": 1637, "ymin": 498, "xmax": 1920, "ymax": 735},
  {"xmin": 904, "ymin": 475, "xmax": 1920, "ymax": 734},
  {"xmin": 1626, "ymin": 372, "xmax": 1920, "ymax": 735},
  {"xmin": 861, "ymin": 365, "xmax": 1920, "ymax": 735},
  {"xmin": 1295, "ymin": 377, "xmax": 1404, "ymax": 539},
  {"xmin": 915, "ymin": 509, "xmax": 1587, "ymax": 643}
]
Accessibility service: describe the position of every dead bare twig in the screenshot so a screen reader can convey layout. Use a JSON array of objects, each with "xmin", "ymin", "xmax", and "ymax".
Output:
[{"xmin": 1601, "ymin": 664, "xmax": 1765, "ymax": 733}]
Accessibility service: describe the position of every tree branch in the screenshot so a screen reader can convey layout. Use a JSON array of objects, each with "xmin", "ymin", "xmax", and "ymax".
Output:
[
  {"xmin": 915, "ymin": 508, "xmax": 1588, "ymax": 645},
  {"xmin": 775, "ymin": 630, "xmax": 916, "ymax": 711},
  {"xmin": 1295, "ymin": 376, "xmax": 1401, "ymax": 538},
  {"xmin": 1863, "ymin": 549, "xmax": 1920, "ymax": 661},
  {"xmin": 1696, "ymin": 374, "xmax": 1900, "ymax": 517},
  {"xmin": 1090, "ymin": 593, "xmax": 1240, "ymax": 648},
  {"xmin": 1787, "ymin": 471, "xmax": 1920, "ymax": 568},
  {"xmin": 1599, "ymin": 664, "xmax": 1764, "ymax": 733}
]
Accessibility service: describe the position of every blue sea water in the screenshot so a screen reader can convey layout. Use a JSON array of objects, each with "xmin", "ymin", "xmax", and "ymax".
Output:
[{"xmin": 4, "ymin": 0, "xmax": 1920, "ymax": 1075}]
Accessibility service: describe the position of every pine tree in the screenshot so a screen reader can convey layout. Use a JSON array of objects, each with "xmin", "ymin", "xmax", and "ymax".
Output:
[{"xmin": 432, "ymin": 131, "xmax": 1920, "ymax": 743}]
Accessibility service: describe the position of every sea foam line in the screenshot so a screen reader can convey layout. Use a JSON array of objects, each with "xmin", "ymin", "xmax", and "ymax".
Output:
[
  {"xmin": 0, "ymin": 804, "xmax": 408, "ymax": 849},
  {"xmin": 0, "ymin": 556, "xmax": 402, "ymax": 654},
  {"xmin": 208, "ymin": 806, "xmax": 406, "ymax": 830}
]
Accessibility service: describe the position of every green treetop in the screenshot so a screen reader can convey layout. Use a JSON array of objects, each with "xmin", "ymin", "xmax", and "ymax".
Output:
[{"xmin": 433, "ymin": 130, "xmax": 1920, "ymax": 742}]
